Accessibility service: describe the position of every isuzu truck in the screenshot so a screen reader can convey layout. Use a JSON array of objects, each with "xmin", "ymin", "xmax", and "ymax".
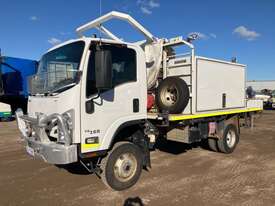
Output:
[{"xmin": 16, "ymin": 11, "xmax": 262, "ymax": 190}]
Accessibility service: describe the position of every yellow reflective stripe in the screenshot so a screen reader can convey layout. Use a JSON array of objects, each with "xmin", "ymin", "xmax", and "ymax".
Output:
[
  {"xmin": 81, "ymin": 143, "xmax": 100, "ymax": 150},
  {"xmin": 169, "ymin": 107, "xmax": 262, "ymax": 121}
]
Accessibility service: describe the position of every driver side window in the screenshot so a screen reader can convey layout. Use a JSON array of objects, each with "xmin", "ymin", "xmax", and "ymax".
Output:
[{"xmin": 86, "ymin": 45, "xmax": 137, "ymax": 97}]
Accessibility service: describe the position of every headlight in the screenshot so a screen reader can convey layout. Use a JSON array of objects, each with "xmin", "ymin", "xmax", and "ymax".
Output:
[
  {"xmin": 25, "ymin": 123, "xmax": 33, "ymax": 137},
  {"xmin": 63, "ymin": 112, "xmax": 73, "ymax": 131},
  {"xmin": 58, "ymin": 110, "xmax": 75, "ymax": 144}
]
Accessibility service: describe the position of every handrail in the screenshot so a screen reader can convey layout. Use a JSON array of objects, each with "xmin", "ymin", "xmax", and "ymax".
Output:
[{"xmin": 96, "ymin": 26, "xmax": 122, "ymax": 42}]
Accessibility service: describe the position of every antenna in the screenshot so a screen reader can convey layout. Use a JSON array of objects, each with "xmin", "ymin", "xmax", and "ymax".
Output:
[
  {"xmin": 99, "ymin": 0, "xmax": 102, "ymax": 40},
  {"xmin": 100, "ymin": 0, "xmax": 102, "ymax": 16}
]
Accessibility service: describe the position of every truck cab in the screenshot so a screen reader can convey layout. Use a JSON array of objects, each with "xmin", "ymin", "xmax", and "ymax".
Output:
[
  {"xmin": 16, "ymin": 34, "xmax": 151, "ymax": 190},
  {"xmin": 24, "ymin": 37, "xmax": 147, "ymax": 158}
]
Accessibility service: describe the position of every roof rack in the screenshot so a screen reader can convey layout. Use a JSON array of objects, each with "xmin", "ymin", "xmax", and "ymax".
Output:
[{"xmin": 76, "ymin": 11, "xmax": 156, "ymax": 43}]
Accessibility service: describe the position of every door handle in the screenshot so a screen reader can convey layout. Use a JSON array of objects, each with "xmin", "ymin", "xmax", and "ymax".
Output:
[{"xmin": 133, "ymin": 98, "xmax": 139, "ymax": 113}]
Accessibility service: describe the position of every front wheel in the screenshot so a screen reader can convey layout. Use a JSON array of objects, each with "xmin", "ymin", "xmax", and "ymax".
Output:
[{"xmin": 100, "ymin": 142, "xmax": 143, "ymax": 191}]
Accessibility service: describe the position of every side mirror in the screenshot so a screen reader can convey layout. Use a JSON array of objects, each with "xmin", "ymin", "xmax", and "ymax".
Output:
[
  {"xmin": 86, "ymin": 99, "xmax": 94, "ymax": 114},
  {"xmin": 95, "ymin": 50, "xmax": 112, "ymax": 89}
]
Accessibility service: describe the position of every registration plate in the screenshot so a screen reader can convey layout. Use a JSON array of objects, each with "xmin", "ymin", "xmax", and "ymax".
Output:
[{"xmin": 26, "ymin": 146, "xmax": 34, "ymax": 157}]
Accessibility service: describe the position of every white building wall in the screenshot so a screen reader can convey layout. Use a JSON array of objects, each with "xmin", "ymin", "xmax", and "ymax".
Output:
[{"xmin": 246, "ymin": 80, "xmax": 275, "ymax": 92}]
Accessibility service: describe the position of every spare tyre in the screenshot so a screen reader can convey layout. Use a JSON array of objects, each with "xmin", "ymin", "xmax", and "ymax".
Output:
[{"xmin": 156, "ymin": 77, "xmax": 190, "ymax": 114}]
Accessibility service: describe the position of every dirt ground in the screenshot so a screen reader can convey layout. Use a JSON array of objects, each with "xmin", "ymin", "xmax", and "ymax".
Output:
[{"xmin": 0, "ymin": 111, "xmax": 275, "ymax": 206}]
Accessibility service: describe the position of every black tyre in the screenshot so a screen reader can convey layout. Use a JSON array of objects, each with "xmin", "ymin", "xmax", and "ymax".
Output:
[
  {"xmin": 208, "ymin": 138, "xmax": 218, "ymax": 152},
  {"xmin": 100, "ymin": 142, "xmax": 143, "ymax": 191},
  {"xmin": 217, "ymin": 124, "xmax": 239, "ymax": 154},
  {"xmin": 156, "ymin": 77, "xmax": 190, "ymax": 114}
]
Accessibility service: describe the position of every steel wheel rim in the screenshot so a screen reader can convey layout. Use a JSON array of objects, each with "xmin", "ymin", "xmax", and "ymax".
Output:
[
  {"xmin": 160, "ymin": 85, "xmax": 178, "ymax": 107},
  {"xmin": 113, "ymin": 153, "xmax": 137, "ymax": 182},
  {"xmin": 226, "ymin": 129, "xmax": 236, "ymax": 148}
]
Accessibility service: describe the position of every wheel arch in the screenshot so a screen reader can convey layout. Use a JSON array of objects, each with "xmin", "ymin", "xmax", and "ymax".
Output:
[
  {"xmin": 108, "ymin": 119, "xmax": 144, "ymax": 150},
  {"xmin": 216, "ymin": 114, "xmax": 240, "ymax": 138},
  {"xmin": 106, "ymin": 119, "xmax": 151, "ymax": 168}
]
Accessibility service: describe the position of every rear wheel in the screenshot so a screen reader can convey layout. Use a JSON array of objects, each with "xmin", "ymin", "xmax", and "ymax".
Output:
[
  {"xmin": 217, "ymin": 124, "xmax": 239, "ymax": 153},
  {"xmin": 208, "ymin": 138, "xmax": 218, "ymax": 152},
  {"xmin": 156, "ymin": 77, "xmax": 190, "ymax": 114},
  {"xmin": 100, "ymin": 142, "xmax": 142, "ymax": 191}
]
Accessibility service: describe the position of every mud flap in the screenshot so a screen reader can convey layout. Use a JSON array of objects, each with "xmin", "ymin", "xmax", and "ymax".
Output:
[{"xmin": 131, "ymin": 130, "xmax": 151, "ymax": 169}]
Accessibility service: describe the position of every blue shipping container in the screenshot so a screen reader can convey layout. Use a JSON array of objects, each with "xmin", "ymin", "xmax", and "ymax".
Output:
[{"xmin": 0, "ymin": 56, "xmax": 37, "ymax": 113}]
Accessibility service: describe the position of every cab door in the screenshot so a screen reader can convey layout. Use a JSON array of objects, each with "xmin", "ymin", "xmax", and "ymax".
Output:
[{"xmin": 80, "ymin": 43, "xmax": 147, "ymax": 153}]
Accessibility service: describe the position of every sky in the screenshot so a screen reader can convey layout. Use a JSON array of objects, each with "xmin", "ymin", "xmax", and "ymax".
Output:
[{"xmin": 0, "ymin": 0, "xmax": 274, "ymax": 80}]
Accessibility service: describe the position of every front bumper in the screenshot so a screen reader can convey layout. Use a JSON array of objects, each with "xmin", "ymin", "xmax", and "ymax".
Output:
[
  {"xmin": 25, "ymin": 137, "xmax": 77, "ymax": 164},
  {"xmin": 15, "ymin": 109, "xmax": 78, "ymax": 165}
]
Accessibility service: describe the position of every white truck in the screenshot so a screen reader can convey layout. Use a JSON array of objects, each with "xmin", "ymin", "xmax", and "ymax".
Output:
[
  {"xmin": 0, "ymin": 102, "xmax": 12, "ymax": 120},
  {"xmin": 16, "ymin": 11, "xmax": 262, "ymax": 190}
]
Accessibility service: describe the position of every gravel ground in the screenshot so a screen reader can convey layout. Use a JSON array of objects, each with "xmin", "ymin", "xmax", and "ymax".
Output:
[{"xmin": 0, "ymin": 111, "xmax": 275, "ymax": 206}]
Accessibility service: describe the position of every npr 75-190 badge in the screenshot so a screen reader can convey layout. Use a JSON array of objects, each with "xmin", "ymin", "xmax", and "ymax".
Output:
[{"xmin": 84, "ymin": 129, "xmax": 100, "ymax": 135}]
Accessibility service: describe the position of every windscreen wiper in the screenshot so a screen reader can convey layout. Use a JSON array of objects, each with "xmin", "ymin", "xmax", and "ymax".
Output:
[{"xmin": 48, "ymin": 82, "xmax": 77, "ymax": 95}]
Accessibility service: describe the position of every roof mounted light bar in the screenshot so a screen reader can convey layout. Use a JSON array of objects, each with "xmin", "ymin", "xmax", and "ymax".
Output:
[{"xmin": 76, "ymin": 11, "xmax": 156, "ymax": 43}]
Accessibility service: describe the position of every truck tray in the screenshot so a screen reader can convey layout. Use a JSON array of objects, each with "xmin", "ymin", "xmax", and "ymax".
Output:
[{"xmin": 147, "ymin": 107, "xmax": 262, "ymax": 122}]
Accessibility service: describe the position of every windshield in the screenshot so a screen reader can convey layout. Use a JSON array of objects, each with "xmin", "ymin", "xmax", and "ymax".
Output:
[{"xmin": 29, "ymin": 41, "xmax": 85, "ymax": 95}]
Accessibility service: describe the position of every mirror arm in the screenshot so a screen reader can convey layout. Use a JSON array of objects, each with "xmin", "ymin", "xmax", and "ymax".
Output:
[
  {"xmin": 89, "ymin": 89, "xmax": 101, "ymax": 102},
  {"xmin": 86, "ymin": 89, "xmax": 101, "ymax": 114}
]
